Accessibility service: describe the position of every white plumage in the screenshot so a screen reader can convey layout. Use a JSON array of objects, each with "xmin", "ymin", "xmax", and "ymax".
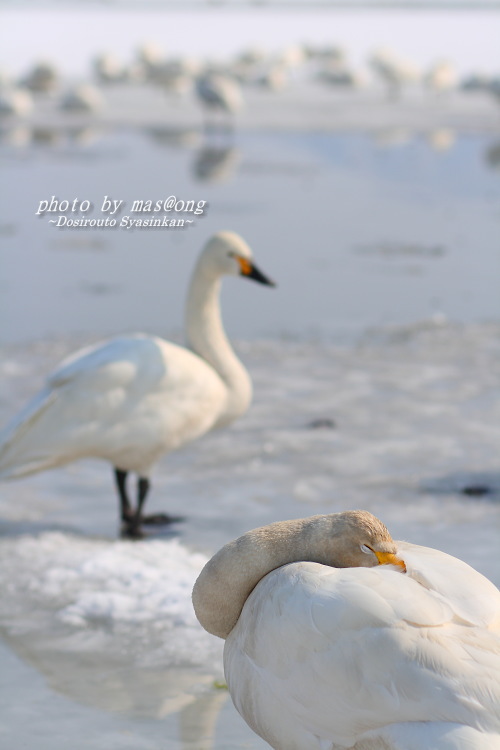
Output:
[
  {"xmin": 196, "ymin": 73, "xmax": 244, "ymax": 115},
  {"xmin": 0, "ymin": 88, "xmax": 33, "ymax": 117},
  {"xmin": 369, "ymin": 48, "xmax": 420, "ymax": 96},
  {"xmin": 60, "ymin": 84, "xmax": 103, "ymax": 112},
  {"xmin": 93, "ymin": 53, "xmax": 125, "ymax": 84},
  {"xmin": 0, "ymin": 231, "xmax": 274, "ymax": 536},
  {"xmin": 425, "ymin": 61, "xmax": 457, "ymax": 95},
  {"xmin": 193, "ymin": 511, "xmax": 500, "ymax": 750},
  {"xmin": 22, "ymin": 61, "xmax": 59, "ymax": 93}
]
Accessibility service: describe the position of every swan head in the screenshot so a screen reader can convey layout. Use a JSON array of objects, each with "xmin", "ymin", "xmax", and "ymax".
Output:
[
  {"xmin": 322, "ymin": 510, "xmax": 406, "ymax": 571},
  {"xmin": 193, "ymin": 511, "xmax": 406, "ymax": 639},
  {"xmin": 199, "ymin": 231, "xmax": 275, "ymax": 286}
]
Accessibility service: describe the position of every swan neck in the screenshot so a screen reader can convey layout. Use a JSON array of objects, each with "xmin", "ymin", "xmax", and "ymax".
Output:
[
  {"xmin": 185, "ymin": 264, "xmax": 251, "ymax": 419},
  {"xmin": 192, "ymin": 516, "xmax": 337, "ymax": 639}
]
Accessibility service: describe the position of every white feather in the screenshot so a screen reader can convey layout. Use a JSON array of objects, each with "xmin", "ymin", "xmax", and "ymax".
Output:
[
  {"xmin": 0, "ymin": 231, "xmax": 271, "ymax": 481},
  {"xmin": 194, "ymin": 513, "xmax": 500, "ymax": 750}
]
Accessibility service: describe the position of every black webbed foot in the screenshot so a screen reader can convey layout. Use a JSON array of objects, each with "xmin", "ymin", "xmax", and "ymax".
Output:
[
  {"xmin": 120, "ymin": 521, "xmax": 146, "ymax": 540},
  {"xmin": 114, "ymin": 468, "xmax": 184, "ymax": 539},
  {"xmin": 141, "ymin": 513, "xmax": 185, "ymax": 526}
]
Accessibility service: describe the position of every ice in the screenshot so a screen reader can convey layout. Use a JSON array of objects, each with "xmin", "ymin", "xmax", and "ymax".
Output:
[
  {"xmin": 0, "ymin": 13, "xmax": 499, "ymax": 738},
  {"xmin": 0, "ymin": 531, "xmax": 221, "ymax": 668},
  {"xmin": 0, "ymin": 327, "xmax": 499, "ymax": 747}
]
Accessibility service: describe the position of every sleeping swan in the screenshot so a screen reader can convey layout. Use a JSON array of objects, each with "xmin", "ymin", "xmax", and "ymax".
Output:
[
  {"xmin": 192, "ymin": 510, "xmax": 500, "ymax": 750},
  {"xmin": 0, "ymin": 231, "xmax": 274, "ymax": 537}
]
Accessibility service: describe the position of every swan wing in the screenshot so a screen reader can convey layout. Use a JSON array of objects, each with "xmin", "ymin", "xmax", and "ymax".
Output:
[
  {"xmin": 224, "ymin": 560, "xmax": 500, "ymax": 750},
  {"xmin": 0, "ymin": 335, "xmax": 227, "ymax": 477},
  {"xmin": 398, "ymin": 540, "xmax": 500, "ymax": 628},
  {"xmin": 47, "ymin": 335, "xmax": 154, "ymax": 389}
]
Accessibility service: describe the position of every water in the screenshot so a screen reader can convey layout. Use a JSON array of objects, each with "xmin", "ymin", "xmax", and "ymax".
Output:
[
  {"xmin": 1, "ymin": 8, "xmax": 500, "ymax": 747},
  {"xmin": 1, "ymin": 322, "xmax": 500, "ymax": 748},
  {"xmin": 2, "ymin": 129, "xmax": 499, "ymax": 344}
]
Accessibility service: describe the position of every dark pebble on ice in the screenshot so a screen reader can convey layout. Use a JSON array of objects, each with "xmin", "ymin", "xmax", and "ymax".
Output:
[
  {"xmin": 461, "ymin": 485, "xmax": 492, "ymax": 497},
  {"xmin": 307, "ymin": 418, "xmax": 336, "ymax": 430}
]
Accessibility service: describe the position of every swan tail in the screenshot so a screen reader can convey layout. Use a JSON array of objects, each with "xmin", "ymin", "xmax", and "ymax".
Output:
[
  {"xmin": 0, "ymin": 389, "xmax": 64, "ymax": 479},
  {"xmin": 377, "ymin": 722, "xmax": 500, "ymax": 749}
]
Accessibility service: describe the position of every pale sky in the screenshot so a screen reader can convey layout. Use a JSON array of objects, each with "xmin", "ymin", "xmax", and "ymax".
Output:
[{"xmin": 1, "ymin": 7, "xmax": 499, "ymax": 77}]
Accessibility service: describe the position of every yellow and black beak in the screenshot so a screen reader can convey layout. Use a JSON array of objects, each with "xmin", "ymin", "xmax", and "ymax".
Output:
[
  {"xmin": 236, "ymin": 256, "xmax": 276, "ymax": 287},
  {"xmin": 375, "ymin": 551, "xmax": 406, "ymax": 572}
]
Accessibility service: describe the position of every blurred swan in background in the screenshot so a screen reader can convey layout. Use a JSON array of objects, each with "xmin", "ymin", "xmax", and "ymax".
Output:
[
  {"xmin": 425, "ymin": 60, "xmax": 457, "ymax": 95},
  {"xmin": 192, "ymin": 144, "xmax": 241, "ymax": 183},
  {"xmin": 369, "ymin": 48, "xmax": 420, "ymax": 97},
  {"xmin": 21, "ymin": 61, "xmax": 59, "ymax": 93},
  {"xmin": 150, "ymin": 58, "xmax": 198, "ymax": 97},
  {"xmin": 193, "ymin": 510, "xmax": 500, "ymax": 750},
  {"xmin": 196, "ymin": 73, "xmax": 244, "ymax": 129},
  {"xmin": 0, "ymin": 88, "xmax": 33, "ymax": 117},
  {"xmin": 93, "ymin": 53, "xmax": 126, "ymax": 85},
  {"xmin": 60, "ymin": 84, "xmax": 103, "ymax": 113},
  {"xmin": 136, "ymin": 41, "xmax": 165, "ymax": 77},
  {"xmin": 0, "ymin": 232, "xmax": 275, "ymax": 537}
]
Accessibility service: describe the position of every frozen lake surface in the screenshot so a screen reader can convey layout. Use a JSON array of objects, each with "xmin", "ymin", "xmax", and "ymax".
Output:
[
  {"xmin": 2, "ymin": 127, "xmax": 500, "ymax": 345},
  {"xmin": 1, "ymin": 321, "xmax": 499, "ymax": 748},
  {"xmin": 1, "ymin": 16, "xmax": 500, "ymax": 743}
]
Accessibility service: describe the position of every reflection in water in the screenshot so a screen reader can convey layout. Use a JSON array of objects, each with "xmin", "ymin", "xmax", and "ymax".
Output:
[
  {"xmin": 32, "ymin": 127, "xmax": 62, "ymax": 146},
  {"xmin": 50, "ymin": 236, "xmax": 108, "ymax": 253},
  {"xmin": 192, "ymin": 145, "xmax": 241, "ymax": 183},
  {"xmin": 0, "ymin": 124, "xmax": 105, "ymax": 149},
  {"xmin": 179, "ymin": 690, "xmax": 228, "ymax": 750},
  {"xmin": 148, "ymin": 126, "xmax": 202, "ymax": 149},
  {"xmin": 0, "ymin": 223, "xmax": 16, "ymax": 238},
  {"xmin": 426, "ymin": 128, "xmax": 455, "ymax": 151},
  {"xmin": 79, "ymin": 281, "xmax": 121, "ymax": 296},
  {"xmin": 0, "ymin": 125, "xmax": 31, "ymax": 147},
  {"xmin": 67, "ymin": 125, "xmax": 103, "ymax": 147},
  {"xmin": 486, "ymin": 140, "xmax": 500, "ymax": 169},
  {"xmin": 1, "ymin": 129, "xmax": 498, "ymax": 345},
  {"xmin": 372, "ymin": 127, "xmax": 413, "ymax": 148},
  {"xmin": 354, "ymin": 241, "xmax": 446, "ymax": 258},
  {"xmin": 0, "ymin": 528, "xmax": 228, "ymax": 744},
  {"xmin": 2, "ymin": 628, "xmax": 227, "ymax": 748}
]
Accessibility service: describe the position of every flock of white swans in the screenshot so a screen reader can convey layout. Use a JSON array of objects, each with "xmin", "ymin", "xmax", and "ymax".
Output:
[
  {"xmin": 0, "ymin": 40, "xmax": 498, "ymax": 123},
  {"xmin": 0, "ymin": 231, "xmax": 499, "ymax": 749}
]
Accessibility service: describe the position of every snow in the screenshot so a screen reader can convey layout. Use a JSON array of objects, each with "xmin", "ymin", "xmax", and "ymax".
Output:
[
  {"xmin": 0, "ymin": 12, "xmax": 498, "ymax": 739},
  {"xmin": 0, "ymin": 323, "xmax": 499, "ymax": 746}
]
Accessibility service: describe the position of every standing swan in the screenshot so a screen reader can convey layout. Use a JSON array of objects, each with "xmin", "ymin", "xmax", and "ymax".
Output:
[
  {"xmin": 193, "ymin": 511, "xmax": 500, "ymax": 750},
  {"xmin": 0, "ymin": 232, "xmax": 274, "ymax": 537}
]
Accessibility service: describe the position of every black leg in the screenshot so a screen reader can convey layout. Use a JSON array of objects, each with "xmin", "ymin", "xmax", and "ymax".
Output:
[
  {"xmin": 114, "ymin": 468, "xmax": 132, "ymax": 521},
  {"xmin": 137, "ymin": 477, "xmax": 150, "ymax": 517},
  {"xmin": 138, "ymin": 475, "xmax": 180, "ymax": 526},
  {"xmin": 121, "ymin": 474, "xmax": 184, "ymax": 539},
  {"xmin": 121, "ymin": 477, "xmax": 149, "ymax": 539}
]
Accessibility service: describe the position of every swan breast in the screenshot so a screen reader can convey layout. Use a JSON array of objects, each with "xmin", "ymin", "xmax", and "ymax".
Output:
[
  {"xmin": 2, "ymin": 335, "xmax": 229, "ymax": 477},
  {"xmin": 224, "ymin": 557, "xmax": 500, "ymax": 749}
]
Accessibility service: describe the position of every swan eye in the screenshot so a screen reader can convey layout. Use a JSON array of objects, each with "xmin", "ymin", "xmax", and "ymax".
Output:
[
  {"xmin": 229, "ymin": 253, "xmax": 252, "ymax": 276},
  {"xmin": 360, "ymin": 544, "xmax": 373, "ymax": 555}
]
